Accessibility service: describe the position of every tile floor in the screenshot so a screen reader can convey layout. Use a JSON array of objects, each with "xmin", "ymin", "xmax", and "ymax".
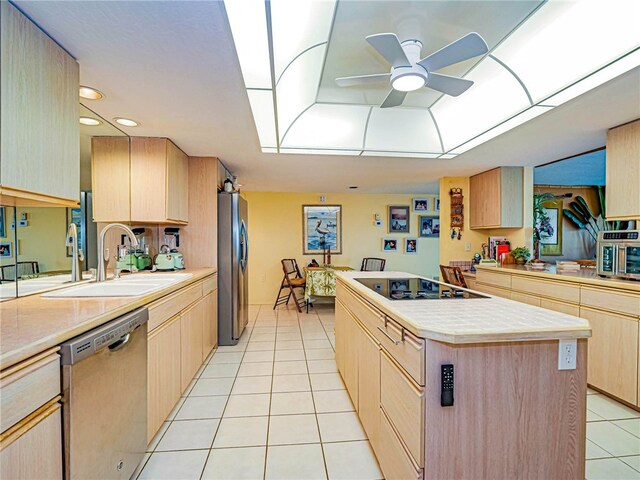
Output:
[
  {"xmin": 136, "ymin": 302, "xmax": 382, "ymax": 480},
  {"xmin": 135, "ymin": 302, "xmax": 640, "ymax": 480}
]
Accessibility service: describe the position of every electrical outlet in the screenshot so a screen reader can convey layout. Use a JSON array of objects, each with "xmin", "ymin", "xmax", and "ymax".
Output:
[
  {"xmin": 558, "ymin": 339, "xmax": 577, "ymax": 370},
  {"xmin": 465, "ymin": 242, "xmax": 471, "ymax": 252}
]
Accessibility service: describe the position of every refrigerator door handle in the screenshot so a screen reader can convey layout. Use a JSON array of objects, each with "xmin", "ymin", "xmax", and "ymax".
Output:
[{"xmin": 240, "ymin": 220, "xmax": 248, "ymax": 272}]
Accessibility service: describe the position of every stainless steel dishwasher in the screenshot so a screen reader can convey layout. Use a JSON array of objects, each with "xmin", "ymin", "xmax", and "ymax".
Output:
[{"xmin": 60, "ymin": 307, "xmax": 148, "ymax": 480}]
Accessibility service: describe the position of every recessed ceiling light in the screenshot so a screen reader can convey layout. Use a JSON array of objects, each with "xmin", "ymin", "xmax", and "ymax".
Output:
[
  {"xmin": 79, "ymin": 116, "xmax": 101, "ymax": 126},
  {"xmin": 113, "ymin": 117, "xmax": 140, "ymax": 127},
  {"xmin": 79, "ymin": 86, "xmax": 104, "ymax": 100}
]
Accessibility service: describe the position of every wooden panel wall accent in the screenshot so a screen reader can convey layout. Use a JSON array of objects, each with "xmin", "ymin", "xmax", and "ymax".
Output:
[
  {"xmin": 180, "ymin": 157, "xmax": 219, "ymax": 269},
  {"xmin": 606, "ymin": 119, "xmax": 640, "ymax": 220},
  {"xmin": 92, "ymin": 137, "xmax": 131, "ymax": 222},
  {"xmin": 424, "ymin": 339, "xmax": 587, "ymax": 480},
  {"xmin": 0, "ymin": 2, "xmax": 79, "ymax": 203},
  {"xmin": 130, "ymin": 138, "xmax": 168, "ymax": 223}
]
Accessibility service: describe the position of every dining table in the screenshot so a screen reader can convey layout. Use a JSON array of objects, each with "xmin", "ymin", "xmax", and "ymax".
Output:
[{"xmin": 303, "ymin": 265, "xmax": 353, "ymax": 301}]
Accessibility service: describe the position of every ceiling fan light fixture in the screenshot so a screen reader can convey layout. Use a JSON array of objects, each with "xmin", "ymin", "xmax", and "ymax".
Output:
[{"xmin": 391, "ymin": 73, "xmax": 426, "ymax": 92}]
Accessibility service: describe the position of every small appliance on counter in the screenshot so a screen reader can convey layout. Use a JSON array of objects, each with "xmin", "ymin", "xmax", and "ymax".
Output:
[
  {"xmin": 132, "ymin": 227, "xmax": 153, "ymax": 271},
  {"xmin": 153, "ymin": 228, "xmax": 185, "ymax": 271},
  {"xmin": 597, "ymin": 229, "xmax": 640, "ymax": 280},
  {"xmin": 154, "ymin": 245, "xmax": 175, "ymax": 271},
  {"xmin": 116, "ymin": 228, "xmax": 153, "ymax": 272}
]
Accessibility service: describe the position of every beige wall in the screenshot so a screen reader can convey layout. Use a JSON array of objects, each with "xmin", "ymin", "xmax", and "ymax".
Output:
[
  {"xmin": 439, "ymin": 168, "xmax": 533, "ymax": 266},
  {"xmin": 244, "ymin": 191, "xmax": 440, "ymax": 304}
]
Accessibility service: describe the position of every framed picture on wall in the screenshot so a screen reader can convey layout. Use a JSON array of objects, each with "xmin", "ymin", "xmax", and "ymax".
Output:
[
  {"xmin": 412, "ymin": 198, "xmax": 429, "ymax": 212},
  {"xmin": 388, "ymin": 205, "xmax": 409, "ymax": 233},
  {"xmin": 435, "ymin": 196, "xmax": 440, "ymax": 211},
  {"xmin": 0, "ymin": 207, "xmax": 5, "ymax": 238},
  {"xmin": 538, "ymin": 198, "xmax": 563, "ymax": 256},
  {"xmin": 302, "ymin": 205, "xmax": 342, "ymax": 255},
  {"xmin": 382, "ymin": 238, "xmax": 398, "ymax": 252},
  {"xmin": 405, "ymin": 238, "xmax": 418, "ymax": 254},
  {"xmin": 419, "ymin": 215, "xmax": 440, "ymax": 238},
  {"xmin": 0, "ymin": 242, "xmax": 12, "ymax": 258}
]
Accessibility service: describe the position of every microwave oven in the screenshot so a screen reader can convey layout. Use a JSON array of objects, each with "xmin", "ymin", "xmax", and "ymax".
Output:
[{"xmin": 597, "ymin": 230, "xmax": 640, "ymax": 281}]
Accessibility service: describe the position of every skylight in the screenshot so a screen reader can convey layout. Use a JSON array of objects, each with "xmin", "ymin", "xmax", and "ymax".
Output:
[{"xmin": 224, "ymin": 0, "xmax": 640, "ymax": 158}]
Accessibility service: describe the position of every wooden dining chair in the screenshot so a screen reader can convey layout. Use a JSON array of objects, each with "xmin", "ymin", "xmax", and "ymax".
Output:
[
  {"xmin": 439, "ymin": 265, "xmax": 468, "ymax": 289},
  {"xmin": 361, "ymin": 257, "xmax": 386, "ymax": 271},
  {"xmin": 273, "ymin": 259, "xmax": 308, "ymax": 313}
]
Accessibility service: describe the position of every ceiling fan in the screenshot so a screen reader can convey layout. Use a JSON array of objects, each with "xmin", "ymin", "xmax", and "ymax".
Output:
[{"xmin": 335, "ymin": 32, "xmax": 489, "ymax": 108}]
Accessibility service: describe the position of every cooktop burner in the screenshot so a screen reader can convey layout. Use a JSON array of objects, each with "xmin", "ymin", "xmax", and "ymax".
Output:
[{"xmin": 355, "ymin": 277, "xmax": 489, "ymax": 300}]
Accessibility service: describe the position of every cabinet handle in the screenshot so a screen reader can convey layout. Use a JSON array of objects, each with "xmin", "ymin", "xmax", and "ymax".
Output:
[{"xmin": 377, "ymin": 326, "xmax": 403, "ymax": 345}]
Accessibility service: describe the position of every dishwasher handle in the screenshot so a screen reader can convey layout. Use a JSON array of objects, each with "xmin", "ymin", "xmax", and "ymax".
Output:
[{"xmin": 60, "ymin": 307, "xmax": 148, "ymax": 365}]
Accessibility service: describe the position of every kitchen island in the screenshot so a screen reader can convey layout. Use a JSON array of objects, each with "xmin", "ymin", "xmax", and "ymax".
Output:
[{"xmin": 335, "ymin": 271, "xmax": 590, "ymax": 480}]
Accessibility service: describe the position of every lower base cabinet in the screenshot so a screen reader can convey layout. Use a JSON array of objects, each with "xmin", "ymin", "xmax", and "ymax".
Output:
[
  {"xmin": 377, "ymin": 408, "xmax": 422, "ymax": 480},
  {"xmin": 181, "ymin": 300, "xmax": 205, "ymax": 391},
  {"xmin": 357, "ymin": 325, "xmax": 380, "ymax": 450},
  {"xmin": 202, "ymin": 291, "xmax": 218, "ymax": 362},
  {"xmin": 0, "ymin": 403, "xmax": 63, "ymax": 480},
  {"xmin": 147, "ymin": 315, "xmax": 182, "ymax": 442}
]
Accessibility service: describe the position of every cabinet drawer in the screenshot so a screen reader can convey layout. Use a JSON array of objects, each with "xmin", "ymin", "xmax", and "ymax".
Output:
[
  {"xmin": 0, "ymin": 350, "xmax": 60, "ymax": 433},
  {"xmin": 202, "ymin": 275, "xmax": 217, "ymax": 296},
  {"xmin": 476, "ymin": 270, "xmax": 511, "ymax": 289},
  {"xmin": 540, "ymin": 299, "xmax": 580, "ymax": 317},
  {"xmin": 510, "ymin": 291, "xmax": 541, "ymax": 307},
  {"xmin": 511, "ymin": 276, "xmax": 580, "ymax": 304},
  {"xmin": 374, "ymin": 315, "xmax": 425, "ymax": 386},
  {"xmin": 148, "ymin": 282, "xmax": 203, "ymax": 331},
  {"xmin": 377, "ymin": 408, "xmax": 422, "ymax": 480},
  {"xmin": 337, "ymin": 282, "xmax": 386, "ymax": 336},
  {"xmin": 581, "ymin": 287, "xmax": 640, "ymax": 318},
  {"xmin": 380, "ymin": 350, "xmax": 424, "ymax": 465},
  {"xmin": 0, "ymin": 400, "xmax": 62, "ymax": 480},
  {"xmin": 476, "ymin": 284, "xmax": 510, "ymax": 299}
]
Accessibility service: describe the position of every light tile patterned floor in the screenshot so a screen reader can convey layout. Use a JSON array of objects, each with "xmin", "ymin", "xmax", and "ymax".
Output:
[
  {"xmin": 136, "ymin": 303, "xmax": 640, "ymax": 480},
  {"xmin": 137, "ymin": 302, "xmax": 382, "ymax": 480}
]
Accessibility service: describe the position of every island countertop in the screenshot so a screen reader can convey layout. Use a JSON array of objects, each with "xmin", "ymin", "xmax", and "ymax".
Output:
[
  {"xmin": 0, "ymin": 268, "xmax": 216, "ymax": 370},
  {"xmin": 336, "ymin": 271, "xmax": 591, "ymax": 344}
]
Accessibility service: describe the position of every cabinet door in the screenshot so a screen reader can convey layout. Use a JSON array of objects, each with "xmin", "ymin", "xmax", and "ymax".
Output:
[
  {"xmin": 130, "ymin": 137, "xmax": 167, "ymax": 223},
  {"xmin": 181, "ymin": 299, "xmax": 205, "ymax": 391},
  {"xmin": 166, "ymin": 140, "xmax": 189, "ymax": 223},
  {"xmin": 148, "ymin": 315, "xmax": 182, "ymax": 442},
  {"xmin": 357, "ymin": 324, "xmax": 380, "ymax": 450},
  {"xmin": 344, "ymin": 309, "xmax": 359, "ymax": 407},
  {"xmin": 1, "ymin": 2, "xmax": 79, "ymax": 204},
  {"xmin": 606, "ymin": 120, "xmax": 640, "ymax": 219},
  {"xmin": 335, "ymin": 299, "xmax": 347, "ymax": 376},
  {"xmin": 202, "ymin": 291, "xmax": 218, "ymax": 361},
  {"xmin": 91, "ymin": 137, "xmax": 131, "ymax": 222},
  {"xmin": 470, "ymin": 168, "xmax": 501, "ymax": 228},
  {"xmin": 581, "ymin": 307, "xmax": 638, "ymax": 404},
  {"xmin": 0, "ymin": 403, "xmax": 63, "ymax": 480}
]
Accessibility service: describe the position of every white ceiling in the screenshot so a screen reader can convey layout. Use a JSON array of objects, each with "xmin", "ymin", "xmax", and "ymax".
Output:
[{"xmin": 13, "ymin": 0, "xmax": 640, "ymax": 194}]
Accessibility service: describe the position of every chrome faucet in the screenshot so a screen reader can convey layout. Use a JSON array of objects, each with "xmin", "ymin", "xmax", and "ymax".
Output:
[
  {"xmin": 97, "ymin": 223, "xmax": 139, "ymax": 282},
  {"xmin": 66, "ymin": 223, "xmax": 84, "ymax": 282}
]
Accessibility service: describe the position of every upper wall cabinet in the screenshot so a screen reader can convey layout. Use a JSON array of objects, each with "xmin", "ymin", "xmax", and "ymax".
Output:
[
  {"xmin": 0, "ymin": 2, "xmax": 79, "ymax": 206},
  {"xmin": 469, "ymin": 167, "xmax": 524, "ymax": 229},
  {"xmin": 606, "ymin": 119, "xmax": 640, "ymax": 220},
  {"xmin": 92, "ymin": 137, "xmax": 189, "ymax": 224}
]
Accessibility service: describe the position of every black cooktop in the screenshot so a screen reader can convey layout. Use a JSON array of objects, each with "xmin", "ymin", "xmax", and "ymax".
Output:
[{"xmin": 355, "ymin": 277, "xmax": 489, "ymax": 300}]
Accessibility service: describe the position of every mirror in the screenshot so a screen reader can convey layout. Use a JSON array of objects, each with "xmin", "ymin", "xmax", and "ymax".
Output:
[{"xmin": 1, "ymin": 105, "xmax": 129, "ymax": 299}]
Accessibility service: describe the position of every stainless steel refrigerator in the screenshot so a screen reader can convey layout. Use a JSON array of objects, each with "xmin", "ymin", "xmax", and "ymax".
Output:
[{"xmin": 218, "ymin": 192, "xmax": 249, "ymax": 345}]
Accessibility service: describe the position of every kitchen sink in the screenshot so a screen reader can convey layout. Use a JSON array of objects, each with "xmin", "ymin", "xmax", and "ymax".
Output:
[{"xmin": 42, "ymin": 273, "xmax": 192, "ymax": 298}]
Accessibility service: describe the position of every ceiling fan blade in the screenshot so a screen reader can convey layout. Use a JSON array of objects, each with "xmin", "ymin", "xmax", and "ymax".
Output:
[
  {"xmin": 380, "ymin": 89, "xmax": 407, "ymax": 108},
  {"xmin": 426, "ymin": 73, "xmax": 474, "ymax": 97},
  {"xmin": 366, "ymin": 33, "xmax": 411, "ymax": 68},
  {"xmin": 418, "ymin": 32, "xmax": 488, "ymax": 72},
  {"xmin": 335, "ymin": 73, "xmax": 391, "ymax": 87}
]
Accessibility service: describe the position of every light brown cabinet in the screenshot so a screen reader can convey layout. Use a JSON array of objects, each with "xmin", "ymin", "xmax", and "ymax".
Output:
[
  {"xmin": 202, "ymin": 291, "xmax": 218, "ymax": 361},
  {"xmin": 91, "ymin": 137, "xmax": 189, "ymax": 224},
  {"xmin": 357, "ymin": 322, "xmax": 380, "ymax": 450},
  {"xmin": 343, "ymin": 308, "xmax": 359, "ymax": 407},
  {"xmin": 606, "ymin": 119, "xmax": 640, "ymax": 220},
  {"xmin": 180, "ymin": 298, "xmax": 205, "ymax": 391},
  {"xmin": 0, "ymin": 2, "xmax": 79, "ymax": 206},
  {"xmin": 469, "ymin": 167, "xmax": 523, "ymax": 229},
  {"xmin": 581, "ymin": 306, "xmax": 638, "ymax": 405},
  {"xmin": 147, "ymin": 315, "xmax": 182, "ymax": 442}
]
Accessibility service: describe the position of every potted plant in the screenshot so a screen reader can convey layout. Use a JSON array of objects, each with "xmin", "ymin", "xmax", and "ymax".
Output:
[{"xmin": 511, "ymin": 246, "xmax": 531, "ymax": 265}]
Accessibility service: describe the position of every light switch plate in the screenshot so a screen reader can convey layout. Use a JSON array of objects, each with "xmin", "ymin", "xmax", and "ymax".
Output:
[{"xmin": 558, "ymin": 339, "xmax": 577, "ymax": 370}]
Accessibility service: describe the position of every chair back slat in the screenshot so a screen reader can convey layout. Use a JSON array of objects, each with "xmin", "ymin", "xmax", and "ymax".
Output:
[
  {"xmin": 439, "ymin": 265, "xmax": 467, "ymax": 288},
  {"xmin": 361, "ymin": 257, "xmax": 386, "ymax": 271}
]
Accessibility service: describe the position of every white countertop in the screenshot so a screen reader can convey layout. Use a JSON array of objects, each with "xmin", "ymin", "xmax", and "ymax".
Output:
[{"xmin": 336, "ymin": 271, "xmax": 592, "ymax": 344}]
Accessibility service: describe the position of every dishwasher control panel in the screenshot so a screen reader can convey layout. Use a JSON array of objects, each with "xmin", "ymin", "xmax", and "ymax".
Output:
[{"xmin": 60, "ymin": 308, "xmax": 149, "ymax": 365}]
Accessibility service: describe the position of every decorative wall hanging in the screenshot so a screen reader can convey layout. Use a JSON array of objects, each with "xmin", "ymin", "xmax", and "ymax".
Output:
[
  {"xmin": 388, "ymin": 205, "xmax": 410, "ymax": 233},
  {"xmin": 538, "ymin": 198, "xmax": 563, "ymax": 256},
  {"xmin": 449, "ymin": 188, "xmax": 464, "ymax": 240},
  {"xmin": 302, "ymin": 205, "xmax": 342, "ymax": 255}
]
